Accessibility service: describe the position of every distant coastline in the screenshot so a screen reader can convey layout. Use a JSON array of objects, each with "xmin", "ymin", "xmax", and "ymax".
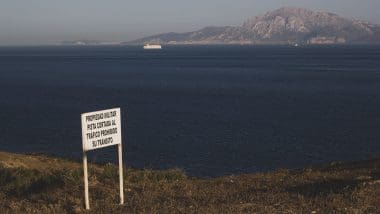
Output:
[
  {"xmin": 58, "ymin": 7, "xmax": 380, "ymax": 47},
  {"xmin": 125, "ymin": 7, "xmax": 380, "ymax": 46},
  {"xmin": 56, "ymin": 42, "xmax": 380, "ymax": 47}
]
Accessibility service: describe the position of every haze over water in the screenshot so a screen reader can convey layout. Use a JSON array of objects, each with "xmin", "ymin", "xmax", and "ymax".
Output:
[{"xmin": 1, "ymin": 45, "xmax": 380, "ymax": 176}]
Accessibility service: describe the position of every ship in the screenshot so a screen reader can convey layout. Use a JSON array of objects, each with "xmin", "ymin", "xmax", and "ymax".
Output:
[{"xmin": 143, "ymin": 44, "xmax": 162, "ymax": 50}]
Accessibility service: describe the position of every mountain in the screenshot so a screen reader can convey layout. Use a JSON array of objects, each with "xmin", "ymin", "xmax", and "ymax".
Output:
[{"xmin": 127, "ymin": 7, "xmax": 380, "ymax": 45}]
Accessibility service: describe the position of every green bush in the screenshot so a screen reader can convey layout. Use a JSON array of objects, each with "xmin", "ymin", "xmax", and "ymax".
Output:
[{"xmin": 0, "ymin": 168, "xmax": 64, "ymax": 197}]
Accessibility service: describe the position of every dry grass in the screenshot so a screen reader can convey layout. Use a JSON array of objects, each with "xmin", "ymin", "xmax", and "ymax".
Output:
[{"xmin": 0, "ymin": 151, "xmax": 379, "ymax": 213}]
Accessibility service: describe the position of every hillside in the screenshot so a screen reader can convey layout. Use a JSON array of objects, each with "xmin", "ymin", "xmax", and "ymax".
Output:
[
  {"xmin": 0, "ymin": 151, "xmax": 379, "ymax": 213},
  {"xmin": 128, "ymin": 7, "xmax": 380, "ymax": 45}
]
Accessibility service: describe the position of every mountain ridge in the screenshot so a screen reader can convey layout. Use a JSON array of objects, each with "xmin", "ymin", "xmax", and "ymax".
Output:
[{"xmin": 127, "ymin": 7, "xmax": 380, "ymax": 45}]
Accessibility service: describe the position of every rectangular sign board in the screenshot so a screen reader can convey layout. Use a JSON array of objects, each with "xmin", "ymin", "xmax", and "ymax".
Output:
[{"xmin": 81, "ymin": 108, "xmax": 121, "ymax": 151}]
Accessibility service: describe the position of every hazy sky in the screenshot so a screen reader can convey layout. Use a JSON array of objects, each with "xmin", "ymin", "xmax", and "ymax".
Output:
[{"xmin": 1, "ymin": 0, "xmax": 379, "ymax": 45}]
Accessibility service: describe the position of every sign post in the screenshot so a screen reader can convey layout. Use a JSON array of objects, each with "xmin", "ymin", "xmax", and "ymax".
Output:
[
  {"xmin": 81, "ymin": 107, "xmax": 124, "ymax": 210},
  {"xmin": 118, "ymin": 143, "xmax": 124, "ymax": 204}
]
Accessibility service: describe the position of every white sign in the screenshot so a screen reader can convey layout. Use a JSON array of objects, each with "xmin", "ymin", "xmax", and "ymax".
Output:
[
  {"xmin": 81, "ymin": 107, "xmax": 124, "ymax": 210},
  {"xmin": 81, "ymin": 108, "xmax": 121, "ymax": 151}
]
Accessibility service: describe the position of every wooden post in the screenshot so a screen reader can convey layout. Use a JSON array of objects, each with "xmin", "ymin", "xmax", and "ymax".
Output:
[{"xmin": 83, "ymin": 152, "xmax": 90, "ymax": 210}]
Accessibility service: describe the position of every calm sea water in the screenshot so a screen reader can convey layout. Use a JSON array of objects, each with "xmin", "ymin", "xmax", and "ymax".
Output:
[{"xmin": 1, "ymin": 45, "xmax": 380, "ymax": 176}]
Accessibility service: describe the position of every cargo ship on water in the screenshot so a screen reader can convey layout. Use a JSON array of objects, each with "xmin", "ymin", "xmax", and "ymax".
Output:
[{"xmin": 143, "ymin": 44, "xmax": 162, "ymax": 50}]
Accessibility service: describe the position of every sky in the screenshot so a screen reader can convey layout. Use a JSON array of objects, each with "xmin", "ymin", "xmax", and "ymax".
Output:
[{"xmin": 0, "ymin": 0, "xmax": 379, "ymax": 45}]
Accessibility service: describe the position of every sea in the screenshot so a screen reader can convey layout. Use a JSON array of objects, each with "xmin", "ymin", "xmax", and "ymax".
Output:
[{"xmin": 1, "ymin": 45, "xmax": 380, "ymax": 177}]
